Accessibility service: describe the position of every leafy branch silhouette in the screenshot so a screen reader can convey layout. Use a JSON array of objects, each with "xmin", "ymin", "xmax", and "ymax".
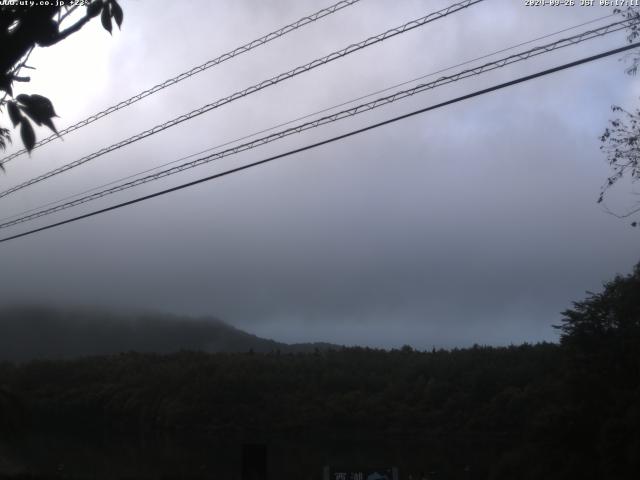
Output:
[{"xmin": 0, "ymin": 0, "xmax": 123, "ymax": 169}]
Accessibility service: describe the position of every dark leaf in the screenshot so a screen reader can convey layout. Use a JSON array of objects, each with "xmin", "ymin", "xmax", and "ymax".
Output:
[
  {"xmin": 22, "ymin": 107, "xmax": 42, "ymax": 126},
  {"xmin": 7, "ymin": 101, "xmax": 22, "ymax": 127},
  {"xmin": 20, "ymin": 119, "xmax": 35, "ymax": 153},
  {"xmin": 27, "ymin": 94, "xmax": 57, "ymax": 118},
  {"xmin": 16, "ymin": 94, "xmax": 58, "ymax": 128},
  {"xmin": 111, "ymin": 0, "xmax": 123, "ymax": 28},
  {"xmin": 101, "ymin": 5, "xmax": 112, "ymax": 34},
  {"xmin": 16, "ymin": 94, "xmax": 57, "ymax": 117},
  {"xmin": 41, "ymin": 116, "xmax": 59, "ymax": 136},
  {"xmin": 86, "ymin": 0, "xmax": 103, "ymax": 18}
]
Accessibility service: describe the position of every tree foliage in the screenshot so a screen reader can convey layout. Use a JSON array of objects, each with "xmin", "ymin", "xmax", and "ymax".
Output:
[
  {"xmin": 556, "ymin": 262, "xmax": 640, "ymax": 346},
  {"xmin": 0, "ymin": 0, "xmax": 123, "ymax": 160},
  {"xmin": 599, "ymin": 6, "xmax": 640, "ymax": 224},
  {"xmin": 614, "ymin": 6, "xmax": 640, "ymax": 75},
  {"xmin": 600, "ymin": 105, "xmax": 640, "ymax": 216},
  {"xmin": 0, "ymin": 344, "xmax": 566, "ymax": 479}
]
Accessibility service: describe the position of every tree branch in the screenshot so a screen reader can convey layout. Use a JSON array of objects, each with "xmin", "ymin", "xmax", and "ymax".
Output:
[{"xmin": 53, "ymin": 14, "xmax": 90, "ymax": 43}]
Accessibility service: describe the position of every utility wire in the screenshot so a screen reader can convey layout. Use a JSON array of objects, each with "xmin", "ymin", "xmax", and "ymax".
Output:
[
  {"xmin": 0, "ymin": 0, "xmax": 364, "ymax": 166},
  {"xmin": 0, "ymin": 11, "xmax": 616, "ymax": 223},
  {"xmin": 0, "ymin": 18, "xmax": 633, "ymax": 230},
  {"xmin": 1, "ymin": 41, "xmax": 638, "ymax": 244},
  {"xmin": 0, "ymin": 0, "xmax": 484, "ymax": 200}
]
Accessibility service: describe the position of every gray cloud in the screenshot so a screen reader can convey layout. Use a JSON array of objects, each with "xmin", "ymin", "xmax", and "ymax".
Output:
[{"xmin": 0, "ymin": 0, "xmax": 638, "ymax": 349}]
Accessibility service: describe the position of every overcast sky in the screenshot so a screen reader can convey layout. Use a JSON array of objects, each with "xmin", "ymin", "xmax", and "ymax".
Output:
[{"xmin": 0, "ymin": 0, "xmax": 639, "ymax": 348}]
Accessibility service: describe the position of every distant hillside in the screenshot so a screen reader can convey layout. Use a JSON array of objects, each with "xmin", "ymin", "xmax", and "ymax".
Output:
[{"xmin": 0, "ymin": 305, "xmax": 338, "ymax": 361}]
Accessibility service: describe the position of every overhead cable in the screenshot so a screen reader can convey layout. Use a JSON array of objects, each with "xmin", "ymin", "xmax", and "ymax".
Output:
[
  {"xmin": 1, "ymin": 41, "xmax": 638, "ymax": 244},
  {"xmin": 0, "ymin": 0, "xmax": 484, "ymax": 199},
  {"xmin": 0, "ymin": 18, "xmax": 633, "ymax": 231},
  {"xmin": 1, "ymin": 10, "xmax": 616, "ymax": 223},
  {"xmin": 0, "ymin": 0, "xmax": 364, "ymax": 166},
  {"xmin": 3, "ymin": 41, "xmax": 638, "ymax": 244}
]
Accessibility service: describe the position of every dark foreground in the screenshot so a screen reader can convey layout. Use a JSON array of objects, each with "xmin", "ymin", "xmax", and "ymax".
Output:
[
  {"xmin": 1, "ymin": 265, "xmax": 639, "ymax": 479},
  {"xmin": 0, "ymin": 339, "xmax": 637, "ymax": 480}
]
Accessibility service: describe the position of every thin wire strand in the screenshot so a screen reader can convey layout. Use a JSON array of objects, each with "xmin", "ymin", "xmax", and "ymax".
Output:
[
  {"xmin": 2, "ymin": 41, "xmax": 638, "ymax": 244},
  {"xmin": 0, "ymin": 0, "xmax": 484, "ymax": 199},
  {"xmin": 0, "ymin": 0, "xmax": 364, "ymax": 166},
  {"xmin": 0, "ymin": 19, "xmax": 633, "ymax": 230},
  {"xmin": 0, "ymin": 12, "xmax": 619, "ymax": 223}
]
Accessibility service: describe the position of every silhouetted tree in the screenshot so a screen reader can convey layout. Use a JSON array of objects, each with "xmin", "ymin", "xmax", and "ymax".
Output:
[
  {"xmin": 554, "ymin": 262, "xmax": 640, "ymax": 479},
  {"xmin": 556, "ymin": 262, "xmax": 640, "ymax": 348},
  {"xmin": 0, "ymin": 0, "xmax": 122, "ymax": 159}
]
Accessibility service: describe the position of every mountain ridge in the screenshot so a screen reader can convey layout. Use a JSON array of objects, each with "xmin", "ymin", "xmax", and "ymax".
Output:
[{"xmin": 0, "ymin": 305, "xmax": 340, "ymax": 361}]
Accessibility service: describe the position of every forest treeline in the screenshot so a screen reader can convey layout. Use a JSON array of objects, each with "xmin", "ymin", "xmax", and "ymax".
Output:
[{"xmin": 0, "ymin": 264, "xmax": 639, "ymax": 479}]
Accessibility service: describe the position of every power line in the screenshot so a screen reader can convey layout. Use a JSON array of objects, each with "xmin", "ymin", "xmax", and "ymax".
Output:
[
  {"xmin": 0, "ymin": 18, "xmax": 633, "ymax": 230},
  {"xmin": 0, "ymin": 11, "xmax": 616, "ymax": 223},
  {"xmin": 0, "ymin": 0, "xmax": 484, "ymax": 200},
  {"xmin": 1, "ymin": 41, "xmax": 638, "ymax": 245},
  {"xmin": 0, "ymin": 0, "xmax": 364, "ymax": 166}
]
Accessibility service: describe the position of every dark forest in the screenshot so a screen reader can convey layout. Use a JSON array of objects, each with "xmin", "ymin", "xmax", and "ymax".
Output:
[{"xmin": 1, "ymin": 264, "xmax": 639, "ymax": 479}]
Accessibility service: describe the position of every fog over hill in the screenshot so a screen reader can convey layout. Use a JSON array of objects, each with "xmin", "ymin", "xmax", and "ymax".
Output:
[{"xmin": 0, "ymin": 306, "xmax": 338, "ymax": 362}]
